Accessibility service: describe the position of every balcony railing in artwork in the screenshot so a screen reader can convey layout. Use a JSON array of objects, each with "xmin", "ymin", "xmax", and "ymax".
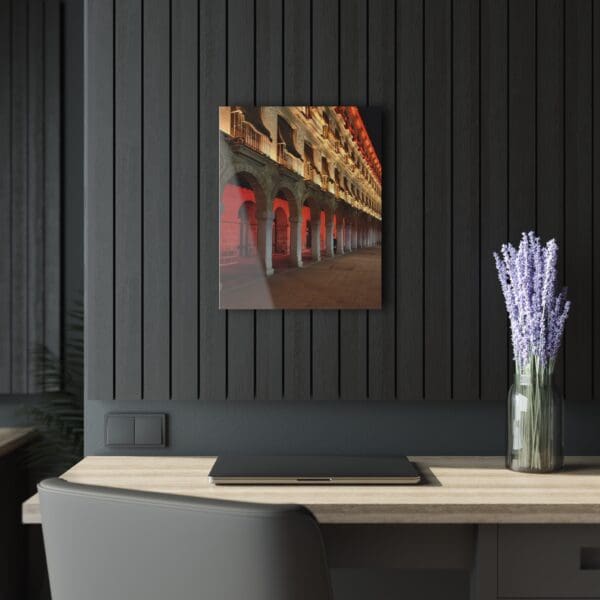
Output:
[
  {"xmin": 277, "ymin": 143, "xmax": 291, "ymax": 169},
  {"xmin": 230, "ymin": 110, "xmax": 263, "ymax": 153}
]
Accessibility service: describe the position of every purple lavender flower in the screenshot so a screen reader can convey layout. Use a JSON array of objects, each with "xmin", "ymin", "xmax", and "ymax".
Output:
[{"xmin": 493, "ymin": 232, "xmax": 571, "ymax": 372}]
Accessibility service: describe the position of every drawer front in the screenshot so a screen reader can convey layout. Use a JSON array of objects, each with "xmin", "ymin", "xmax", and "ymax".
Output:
[{"xmin": 499, "ymin": 525, "xmax": 600, "ymax": 598}]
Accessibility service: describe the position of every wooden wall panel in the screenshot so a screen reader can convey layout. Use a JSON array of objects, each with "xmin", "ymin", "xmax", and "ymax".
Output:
[
  {"xmin": 0, "ymin": 0, "xmax": 11, "ymax": 392},
  {"xmin": 452, "ymin": 0, "xmax": 480, "ymax": 401},
  {"xmin": 594, "ymin": 1, "xmax": 600, "ymax": 400},
  {"xmin": 79, "ymin": 0, "xmax": 600, "ymax": 417},
  {"xmin": 423, "ymin": 0, "xmax": 452, "ymax": 401},
  {"xmin": 281, "ymin": 0, "xmax": 311, "ymax": 402},
  {"xmin": 143, "ymin": 0, "xmax": 171, "ymax": 401},
  {"xmin": 198, "ymin": 0, "xmax": 227, "ymax": 402},
  {"xmin": 44, "ymin": 0, "xmax": 62, "ymax": 366},
  {"xmin": 85, "ymin": 0, "xmax": 114, "ymax": 403},
  {"xmin": 396, "ymin": 0, "xmax": 424, "ymax": 401},
  {"xmin": 0, "ymin": 0, "xmax": 62, "ymax": 394},
  {"xmin": 171, "ymin": 0, "xmax": 198, "ymax": 401},
  {"xmin": 11, "ymin": 0, "xmax": 29, "ymax": 393},
  {"xmin": 480, "ymin": 0, "xmax": 508, "ymax": 403},
  {"xmin": 311, "ymin": 0, "xmax": 340, "ymax": 402},
  {"xmin": 115, "ymin": 0, "xmax": 142, "ymax": 399},
  {"xmin": 508, "ymin": 0, "xmax": 536, "ymax": 240},
  {"xmin": 27, "ymin": 0, "xmax": 45, "ymax": 393},
  {"xmin": 368, "ymin": 0, "xmax": 396, "ymax": 400},
  {"xmin": 226, "ymin": 0, "xmax": 255, "ymax": 402},
  {"xmin": 339, "ymin": 0, "xmax": 368, "ymax": 402},
  {"xmin": 564, "ymin": 0, "xmax": 593, "ymax": 402},
  {"xmin": 537, "ymin": 0, "xmax": 565, "ymax": 392},
  {"xmin": 255, "ymin": 0, "xmax": 284, "ymax": 402}
]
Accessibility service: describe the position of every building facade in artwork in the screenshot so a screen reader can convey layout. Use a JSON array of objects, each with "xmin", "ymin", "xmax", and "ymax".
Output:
[{"xmin": 219, "ymin": 106, "xmax": 382, "ymax": 275}]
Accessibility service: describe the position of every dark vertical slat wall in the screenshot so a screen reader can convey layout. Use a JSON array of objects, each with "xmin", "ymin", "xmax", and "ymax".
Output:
[
  {"xmin": 27, "ymin": 0, "xmax": 45, "ymax": 393},
  {"xmin": 227, "ymin": 0, "xmax": 255, "ymax": 401},
  {"xmin": 0, "ymin": 0, "xmax": 62, "ymax": 395},
  {"xmin": 198, "ymin": 0, "xmax": 227, "ymax": 401},
  {"xmin": 423, "ymin": 0, "xmax": 452, "ymax": 401},
  {"xmin": 84, "ymin": 0, "xmax": 600, "ymax": 407},
  {"xmin": 396, "ymin": 0, "xmax": 424, "ymax": 400},
  {"xmin": 85, "ymin": 0, "xmax": 114, "ymax": 403},
  {"xmin": 594, "ymin": 2, "xmax": 600, "ymax": 401},
  {"xmin": 255, "ymin": 0, "xmax": 283, "ymax": 402},
  {"xmin": 171, "ymin": 0, "xmax": 198, "ymax": 401},
  {"xmin": 479, "ymin": 0, "xmax": 508, "ymax": 403},
  {"xmin": 339, "ymin": 0, "xmax": 368, "ymax": 402},
  {"xmin": 452, "ymin": 0, "xmax": 480, "ymax": 401},
  {"xmin": 281, "ymin": 0, "xmax": 311, "ymax": 402},
  {"xmin": 368, "ymin": 0, "xmax": 396, "ymax": 401},
  {"xmin": 0, "ymin": 0, "xmax": 11, "ymax": 389},
  {"xmin": 536, "ymin": 0, "xmax": 565, "ymax": 393},
  {"xmin": 44, "ymin": 0, "xmax": 61, "ymax": 366},
  {"xmin": 565, "ymin": 1, "xmax": 593, "ymax": 402},
  {"xmin": 508, "ymin": 0, "xmax": 536, "ymax": 241},
  {"xmin": 142, "ymin": 0, "xmax": 171, "ymax": 401},
  {"xmin": 10, "ymin": 0, "xmax": 29, "ymax": 393},
  {"xmin": 311, "ymin": 0, "xmax": 340, "ymax": 403},
  {"xmin": 115, "ymin": 0, "xmax": 142, "ymax": 399}
]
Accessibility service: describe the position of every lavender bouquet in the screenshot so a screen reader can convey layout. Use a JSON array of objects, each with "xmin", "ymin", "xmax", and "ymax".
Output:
[{"xmin": 494, "ymin": 232, "xmax": 570, "ymax": 472}]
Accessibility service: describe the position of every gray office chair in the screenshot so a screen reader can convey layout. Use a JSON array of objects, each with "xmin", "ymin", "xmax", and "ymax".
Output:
[{"xmin": 38, "ymin": 478, "xmax": 332, "ymax": 600}]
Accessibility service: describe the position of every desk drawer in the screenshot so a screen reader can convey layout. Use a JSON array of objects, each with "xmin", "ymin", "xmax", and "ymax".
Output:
[{"xmin": 499, "ymin": 525, "xmax": 600, "ymax": 598}]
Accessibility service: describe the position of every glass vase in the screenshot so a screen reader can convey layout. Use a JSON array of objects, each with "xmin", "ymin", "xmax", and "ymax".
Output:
[{"xmin": 506, "ymin": 364, "xmax": 563, "ymax": 473}]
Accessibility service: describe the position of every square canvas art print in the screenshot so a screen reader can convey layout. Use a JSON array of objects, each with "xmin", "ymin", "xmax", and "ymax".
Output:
[{"xmin": 219, "ymin": 106, "xmax": 382, "ymax": 309}]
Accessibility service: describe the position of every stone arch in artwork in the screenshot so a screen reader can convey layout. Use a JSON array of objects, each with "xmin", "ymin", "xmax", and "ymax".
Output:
[
  {"xmin": 272, "ymin": 206, "xmax": 288, "ymax": 255},
  {"xmin": 219, "ymin": 171, "xmax": 268, "ymax": 266}
]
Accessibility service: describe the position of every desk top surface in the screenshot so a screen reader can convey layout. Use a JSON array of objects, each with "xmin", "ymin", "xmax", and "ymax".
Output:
[
  {"xmin": 22, "ymin": 455, "xmax": 600, "ymax": 525},
  {"xmin": 0, "ymin": 427, "xmax": 35, "ymax": 459}
]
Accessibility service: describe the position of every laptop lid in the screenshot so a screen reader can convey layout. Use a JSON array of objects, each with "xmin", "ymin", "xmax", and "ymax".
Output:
[{"xmin": 209, "ymin": 455, "xmax": 421, "ymax": 485}]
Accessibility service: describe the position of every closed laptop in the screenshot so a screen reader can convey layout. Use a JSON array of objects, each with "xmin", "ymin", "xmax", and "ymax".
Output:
[{"xmin": 209, "ymin": 455, "xmax": 421, "ymax": 485}]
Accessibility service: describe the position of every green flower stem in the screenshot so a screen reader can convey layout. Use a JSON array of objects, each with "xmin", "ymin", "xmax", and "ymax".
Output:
[{"xmin": 510, "ymin": 357, "xmax": 561, "ymax": 473}]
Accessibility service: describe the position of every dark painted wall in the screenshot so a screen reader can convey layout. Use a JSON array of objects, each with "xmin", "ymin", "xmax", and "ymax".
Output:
[{"xmin": 84, "ymin": 0, "xmax": 600, "ymax": 455}]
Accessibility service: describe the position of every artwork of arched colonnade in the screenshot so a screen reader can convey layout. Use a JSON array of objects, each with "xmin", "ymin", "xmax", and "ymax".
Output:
[{"xmin": 220, "ymin": 138, "xmax": 381, "ymax": 276}]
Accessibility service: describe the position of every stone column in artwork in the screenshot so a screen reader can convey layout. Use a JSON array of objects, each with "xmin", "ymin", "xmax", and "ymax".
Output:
[
  {"xmin": 289, "ymin": 215, "xmax": 303, "ymax": 267},
  {"xmin": 257, "ymin": 209, "xmax": 274, "ymax": 275},
  {"xmin": 352, "ymin": 221, "xmax": 358, "ymax": 250},
  {"xmin": 336, "ymin": 217, "xmax": 345, "ymax": 255},
  {"xmin": 345, "ymin": 223, "xmax": 352, "ymax": 252},
  {"xmin": 310, "ymin": 210, "xmax": 321, "ymax": 262},
  {"xmin": 325, "ymin": 213, "xmax": 335, "ymax": 257}
]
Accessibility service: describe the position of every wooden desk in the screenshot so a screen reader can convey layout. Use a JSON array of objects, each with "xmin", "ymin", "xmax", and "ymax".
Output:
[
  {"xmin": 23, "ymin": 455, "xmax": 600, "ymax": 600},
  {"xmin": 0, "ymin": 427, "xmax": 35, "ymax": 459},
  {"xmin": 22, "ymin": 455, "xmax": 600, "ymax": 525}
]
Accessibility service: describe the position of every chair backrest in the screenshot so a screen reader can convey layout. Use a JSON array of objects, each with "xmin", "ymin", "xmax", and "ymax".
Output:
[{"xmin": 39, "ymin": 478, "xmax": 332, "ymax": 600}]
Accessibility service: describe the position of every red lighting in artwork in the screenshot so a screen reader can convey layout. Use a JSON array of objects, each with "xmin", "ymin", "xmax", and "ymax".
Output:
[
  {"xmin": 221, "ymin": 185, "xmax": 337, "ymax": 264},
  {"xmin": 335, "ymin": 106, "xmax": 382, "ymax": 184}
]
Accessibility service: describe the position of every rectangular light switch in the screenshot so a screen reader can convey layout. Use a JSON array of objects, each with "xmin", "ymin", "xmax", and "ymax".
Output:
[
  {"xmin": 105, "ymin": 414, "xmax": 135, "ymax": 446},
  {"xmin": 134, "ymin": 414, "xmax": 166, "ymax": 447},
  {"xmin": 105, "ymin": 413, "xmax": 167, "ymax": 448}
]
